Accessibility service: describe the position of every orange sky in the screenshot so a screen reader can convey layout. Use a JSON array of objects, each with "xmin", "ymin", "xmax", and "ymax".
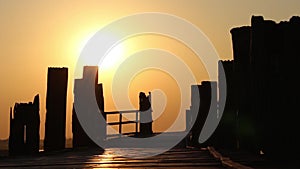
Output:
[{"xmin": 1, "ymin": 0, "xmax": 300, "ymax": 139}]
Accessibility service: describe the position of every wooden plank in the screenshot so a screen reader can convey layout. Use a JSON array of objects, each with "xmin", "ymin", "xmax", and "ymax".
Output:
[
  {"xmin": 119, "ymin": 113, "xmax": 122, "ymax": 134},
  {"xmin": 108, "ymin": 121, "xmax": 136, "ymax": 126},
  {"xmin": 0, "ymin": 147, "xmax": 225, "ymax": 168},
  {"xmin": 105, "ymin": 110, "xmax": 139, "ymax": 115},
  {"xmin": 135, "ymin": 111, "xmax": 138, "ymax": 133}
]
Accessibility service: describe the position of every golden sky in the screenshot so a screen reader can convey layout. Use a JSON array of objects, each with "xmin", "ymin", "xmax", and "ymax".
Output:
[{"xmin": 1, "ymin": 0, "xmax": 300, "ymax": 139}]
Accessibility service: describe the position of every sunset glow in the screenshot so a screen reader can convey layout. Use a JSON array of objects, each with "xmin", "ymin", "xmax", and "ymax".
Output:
[
  {"xmin": 99, "ymin": 43, "xmax": 125, "ymax": 70},
  {"xmin": 1, "ymin": 0, "xmax": 300, "ymax": 140}
]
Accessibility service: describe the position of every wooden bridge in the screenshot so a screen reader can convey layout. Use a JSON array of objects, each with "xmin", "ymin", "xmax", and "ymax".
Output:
[
  {"xmin": 0, "ymin": 146, "xmax": 279, "ymax": 169},
  {"xmin": 0, "ymin": 147, "xmax": 233, "ymax": 169}
]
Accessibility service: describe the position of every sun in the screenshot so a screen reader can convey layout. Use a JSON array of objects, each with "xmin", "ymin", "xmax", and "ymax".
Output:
[
  {"xmin": 77, "ymin": 30, "xmax": 126, "ymax": 71},
  {"xmin": 99, "ymin": 43, "xmax": 125, "ymax": 70}
]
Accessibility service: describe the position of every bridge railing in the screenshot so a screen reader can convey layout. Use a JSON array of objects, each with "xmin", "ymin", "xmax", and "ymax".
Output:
[{"xmin": 104, "ymin": 110, "xmax": 140, "ymax": 137}]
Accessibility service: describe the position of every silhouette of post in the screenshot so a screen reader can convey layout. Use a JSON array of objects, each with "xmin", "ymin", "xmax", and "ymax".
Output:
[
  {"xmin": 72, "ymin": 104, "xmax": 96, "ymax": 147},
  {"xmin": 139, "ymin": 92, "xmax": 153, "ymax": 136},
  {"xmin": 9, "ymin": 95, "xmax": 40, "ymax": 155},
  {"xmin": 72, "ymin": 66, "xmax": 105, "ymax": 148},
  {"xmin": 228, "ymin": 16, "xmax": 300, "ymax": 160},
  {"xmin": 188, "ymin": 81, "xmax": 217, "ymax": 146},
  {"xmin": 212, "ymin": 60, "xmax": 238, "ymax": 149},
  {"xmin": 44, "ymin": 67, "xmax": 68, "ymax": 151},
  {"xmin": 186, "ymin": 84, "xmax": 200, "ymax": 134},
  {"xmin": 250, "ymin": 16, "xmax": 300, "ymax": 159},
  {"xmin": 230, "ymin": 26, "xmax": 258, "ymax": 152}
]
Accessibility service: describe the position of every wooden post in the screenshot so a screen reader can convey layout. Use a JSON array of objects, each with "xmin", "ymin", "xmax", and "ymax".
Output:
[
  {"xmin": 119, "ymin": 113, "xmax": 122, "ymax": 135},
  {"xmin": 136, "ymin": 111, "xmax": 139, "ymax": 133}
]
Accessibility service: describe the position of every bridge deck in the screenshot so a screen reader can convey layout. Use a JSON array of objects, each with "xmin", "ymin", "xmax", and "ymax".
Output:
[{"xmin": 0, "ymin": 147, "xmax": 225, "ymax": 169}]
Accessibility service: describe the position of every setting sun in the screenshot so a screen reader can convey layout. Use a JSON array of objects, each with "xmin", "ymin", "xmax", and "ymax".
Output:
[
  {"xmin": 1, "ymin": 1, "xmax": 300, "ymax": 167},
  {"xmin": 99, "ymin": 43, "xmax": 125, "ymax": 70},
  {"xmin": 1, "ymin": 0, "xmax": 299, "ymax": 145},
  {"xmin": 77, "ymin": 31, "xmax": 126, "ymax": 70}
]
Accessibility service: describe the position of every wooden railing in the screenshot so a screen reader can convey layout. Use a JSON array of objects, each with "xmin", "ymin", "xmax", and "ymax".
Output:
[{"xmin": 104, "ymin": 110, "xmax": 140, "ymax": 137}]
